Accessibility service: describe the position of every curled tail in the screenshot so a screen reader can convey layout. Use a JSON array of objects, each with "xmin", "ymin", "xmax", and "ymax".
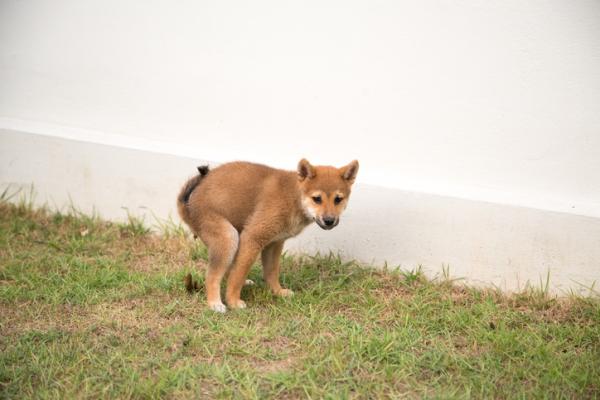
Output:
[{"xmin": 177, "ymin": 165, "xmax": 209, "ymax": 227}]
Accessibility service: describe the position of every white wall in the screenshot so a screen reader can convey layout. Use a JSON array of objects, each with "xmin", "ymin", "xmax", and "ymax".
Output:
[
  {"xmin": 1, "ymin": 0, "xmax": 600, "ymax": 216},
  {"xmin": 1, "ymin": 1, "xmax": 600, "ymax": 293}
]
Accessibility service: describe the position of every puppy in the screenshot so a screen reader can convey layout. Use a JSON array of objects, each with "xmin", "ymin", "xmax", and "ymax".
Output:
[{"xmin": 178, "ymin": 159, "xmax": 358, "ymax": 312}]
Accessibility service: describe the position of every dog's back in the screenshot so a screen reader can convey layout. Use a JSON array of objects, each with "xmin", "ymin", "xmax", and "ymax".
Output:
[{"xmin": 178, "ymin": 161, "xmax": 299, "ymax": 234}]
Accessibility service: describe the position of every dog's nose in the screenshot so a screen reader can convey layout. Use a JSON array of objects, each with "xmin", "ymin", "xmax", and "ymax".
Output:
[{"xmin": 323, "ymin": 216, "xmax": 336, "ymax": 226}]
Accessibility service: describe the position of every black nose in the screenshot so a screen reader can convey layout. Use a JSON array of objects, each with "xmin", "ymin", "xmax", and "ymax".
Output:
[{"xmin": 323, "ymin": 216, "xmax": 336, "ymax": 226}]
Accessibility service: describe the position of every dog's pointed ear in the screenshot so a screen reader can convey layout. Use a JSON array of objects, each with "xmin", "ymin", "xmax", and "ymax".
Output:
[
  {"xmin": 340, "ymin": 160, "xmax": 359, "ymax": 183},
  {"xmin": 298, "ymin": 158, "xmax": 316, "ymax": 181}
]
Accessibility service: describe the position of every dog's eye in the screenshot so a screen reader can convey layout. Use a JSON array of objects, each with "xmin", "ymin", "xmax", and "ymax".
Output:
[
  {"xmin": 312, "ymin": 196, "xmax": 322, "ymax": 204},
  {"xmin": 334, "ymin": 196, "xmax": 343, "ymax": 205}
]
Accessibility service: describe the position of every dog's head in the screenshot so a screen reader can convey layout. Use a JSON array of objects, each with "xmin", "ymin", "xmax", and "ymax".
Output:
[{"xmin": 297, "ymin": 159, "xmax": 359, "ymax": 230}]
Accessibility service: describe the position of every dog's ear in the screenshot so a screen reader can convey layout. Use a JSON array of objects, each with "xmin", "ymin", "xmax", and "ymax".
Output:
[
  {"xmin": 340, "ymin": 160, "xmax": 359, "ymax": 183},
  {"xmin": 298, "ymin": 158, "xmax": 316, "ymax": 181}
]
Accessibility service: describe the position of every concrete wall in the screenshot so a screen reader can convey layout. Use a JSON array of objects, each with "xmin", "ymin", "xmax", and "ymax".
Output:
[{"xmin": 1, "ymin": 1, "xmax": 600, "ymax": 294}]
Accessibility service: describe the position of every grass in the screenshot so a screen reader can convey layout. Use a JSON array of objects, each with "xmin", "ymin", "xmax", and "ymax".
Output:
[{"xmin": 0, "ymin": 199, "xmax": 599, "ymax": 399}]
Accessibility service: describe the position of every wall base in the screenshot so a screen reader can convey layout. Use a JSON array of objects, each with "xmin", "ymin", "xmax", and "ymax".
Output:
[{"xmin": 2, "ymin": 129, "xmax": 599, "ymax": 295}]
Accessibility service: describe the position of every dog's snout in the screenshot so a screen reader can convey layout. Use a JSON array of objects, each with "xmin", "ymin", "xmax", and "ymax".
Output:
[
  {"xmin": 316, "ymin": 215, "xmax": 339, "ymax": 230},
  {"xmin": 323, "ymin": 216, "xmax": 336, "ymax": 226}
]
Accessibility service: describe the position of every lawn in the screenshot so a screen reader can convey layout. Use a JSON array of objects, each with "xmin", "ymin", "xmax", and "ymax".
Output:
[{"xmin": 0, "ymin": 198, "xmax": 599, "ymax": 399}]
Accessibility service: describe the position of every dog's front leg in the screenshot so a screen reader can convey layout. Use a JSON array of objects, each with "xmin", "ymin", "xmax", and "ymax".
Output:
[
  {"xmin": 225, "ymin": 234, "xmax": 262, "ymax": 309},
  {"xmin": 262, "ymin": 240, "xmax": 293, "ymax": 297}
]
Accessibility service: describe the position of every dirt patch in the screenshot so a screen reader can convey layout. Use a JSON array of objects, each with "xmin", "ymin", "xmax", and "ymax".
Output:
[
  {"xmin": 254, "ymin": 356, "xmax": 296, "ymax": 374},
  {"xmin": 0, "ymin": 294, "xmax": 201, "ymax": 341},
  {"xmin": 119, "ymin": 235, "xmax": 207, "ymax": 274},
  {"xmin": 251, "ymin": 336, "xmax": 298, "ymax": 373}
]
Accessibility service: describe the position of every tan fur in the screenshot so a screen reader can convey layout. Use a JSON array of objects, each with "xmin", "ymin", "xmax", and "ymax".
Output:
[{"xmin": 177, "ymin": 159, "xmax": 359, "ymax": 312}]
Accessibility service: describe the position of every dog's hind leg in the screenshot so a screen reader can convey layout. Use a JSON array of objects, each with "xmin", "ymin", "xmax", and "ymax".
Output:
[
  {"xmin": 225, "ymin": 232, "xmax": 268, "ymax": 309},
  {"xmin": 198, "ymin": 216, "xmax": 239, "ymax": 313}
]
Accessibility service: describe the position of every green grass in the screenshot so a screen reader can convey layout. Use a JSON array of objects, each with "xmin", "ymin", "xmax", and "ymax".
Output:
[{"xmin": 0, "ymin": 200, "xmax": 599, "ymax": 399}]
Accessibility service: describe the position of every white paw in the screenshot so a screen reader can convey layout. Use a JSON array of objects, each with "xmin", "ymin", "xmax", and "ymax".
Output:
[
  {"xmin": 208, "ymin": 302, "xmax": 227, "ymax": 313},
  {"xmin": 277, "ymin": 288, "xmax": 294, "ymax": 297},
  {"xmin": 244, "ymin": 279, "xmax": 255, "ymax": 286}
]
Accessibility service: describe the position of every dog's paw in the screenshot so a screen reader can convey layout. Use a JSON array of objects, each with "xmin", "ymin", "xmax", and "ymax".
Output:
[
  {"xmin": 208, "ymin": 302, "xmax": 227, "ymax": 313},
  {"xmin": 228, "ymin": 299, "xmax": 247, "ymax": 309},
  {"xmin": 244, "ymin": 279, "xmax": 255, "ymax": 286},
  {"xmin": 277, "ymin": 288, "xmax": 294, "ymax": 297}
]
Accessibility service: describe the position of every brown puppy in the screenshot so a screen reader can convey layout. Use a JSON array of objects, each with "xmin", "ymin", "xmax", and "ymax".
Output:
[{"xmin": 177, "ymin": 159, "xmax": 359, "ymax": 312}]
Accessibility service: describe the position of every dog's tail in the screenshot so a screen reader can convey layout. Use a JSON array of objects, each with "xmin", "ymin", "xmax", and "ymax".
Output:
[{"xmin": 177, "ymin": 165, "xmax": 210, "ymax": 227}]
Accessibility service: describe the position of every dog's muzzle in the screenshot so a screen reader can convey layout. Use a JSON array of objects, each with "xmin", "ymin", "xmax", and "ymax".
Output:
[{"xmin": 316, "ymin": 216, "xmax": 339, "ymax": 230}]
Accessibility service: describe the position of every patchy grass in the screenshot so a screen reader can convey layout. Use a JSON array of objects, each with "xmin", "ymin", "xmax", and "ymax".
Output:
[{"xmin": 0, "ymin": 200, "xmax": 599, "ymax": 399}]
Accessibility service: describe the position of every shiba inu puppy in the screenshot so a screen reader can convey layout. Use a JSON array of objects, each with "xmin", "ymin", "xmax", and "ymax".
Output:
[{"xmin": 177, "ymin": 159, "xmax": 359, "ymax": 312}]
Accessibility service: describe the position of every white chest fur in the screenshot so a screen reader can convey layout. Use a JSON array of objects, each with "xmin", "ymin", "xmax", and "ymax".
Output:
[{"xmin": 270, "ymin": 212, "xmax": 311, "ymax": 243}]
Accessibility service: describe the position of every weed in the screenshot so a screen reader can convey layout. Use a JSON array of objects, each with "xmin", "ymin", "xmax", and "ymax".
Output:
[{"xmin": 119, "ymin": 208, "xmax": 150, "ymax": 237}]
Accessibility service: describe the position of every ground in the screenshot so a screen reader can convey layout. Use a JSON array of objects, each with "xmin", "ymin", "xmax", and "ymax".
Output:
[{"xmin": 0, "ymin": 197, "xmax": 599, "ymax": 399}]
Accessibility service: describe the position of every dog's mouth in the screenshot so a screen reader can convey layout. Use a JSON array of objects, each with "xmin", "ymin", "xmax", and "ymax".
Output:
[{"xmin": 315, "ymin": 218, "xmax": 339, "ymax": 230}]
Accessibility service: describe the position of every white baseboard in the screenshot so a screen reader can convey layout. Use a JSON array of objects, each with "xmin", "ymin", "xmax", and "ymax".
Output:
[{"xmin": 2, "ymin": 128, "xmax": 599, "ymax": 295}]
